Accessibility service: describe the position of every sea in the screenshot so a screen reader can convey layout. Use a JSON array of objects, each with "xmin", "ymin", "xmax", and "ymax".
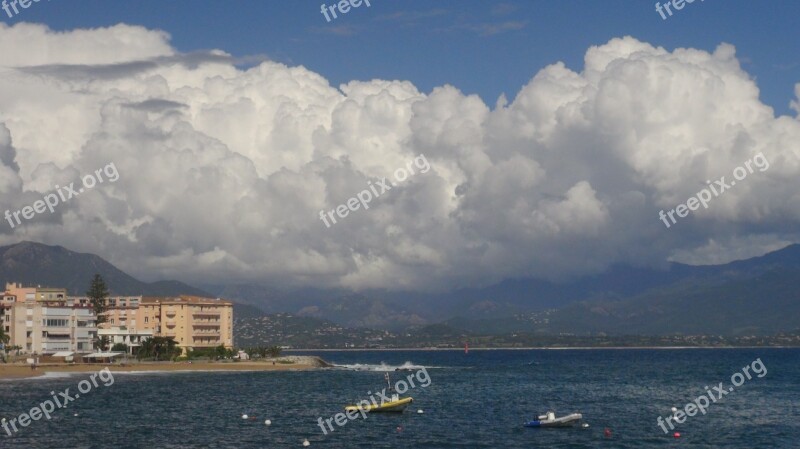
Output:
[{"xmin": 0, "ymin": 348, "xmax": 797, "ymax": 448}]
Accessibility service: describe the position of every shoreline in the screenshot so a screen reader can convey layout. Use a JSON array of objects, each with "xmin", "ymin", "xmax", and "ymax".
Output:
[
  {"xmin": 286, "ymin": 345, "xmax": 799, "ymax": 351},
  {"xmin": 0, "ymin": 356, "xmax": 329, "ymax": 380}
]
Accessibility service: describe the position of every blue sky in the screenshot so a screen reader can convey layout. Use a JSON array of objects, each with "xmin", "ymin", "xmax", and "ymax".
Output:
[
  {"xmin": 13, "ymin": 0, "xmax": 800, "ymax": 116},
  {"xmin": 2, "ymin": 1, "xmax": 799, "ymax": 287}
]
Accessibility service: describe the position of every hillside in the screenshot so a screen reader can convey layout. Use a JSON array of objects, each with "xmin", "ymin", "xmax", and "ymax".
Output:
[{"xmin": 0, "ymin": 241, "xmax": 211, "ymax": 296}]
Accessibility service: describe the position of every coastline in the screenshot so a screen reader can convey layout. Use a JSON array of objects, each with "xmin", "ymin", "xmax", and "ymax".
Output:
[
  {"xmin": 286, "ymin": 346, "xmax": 799, "ymax": 351},
  {"xmin": 0, "ymin": 356, "xmax": 330, "ymax": 380}
]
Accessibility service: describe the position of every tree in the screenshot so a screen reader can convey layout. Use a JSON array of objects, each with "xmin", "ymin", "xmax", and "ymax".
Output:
[
  {"xmin": 111, "ymin": 343, "xmax": 129, "ymax": 353},
  {"xmin": 0, "ymin": 326, "xmax": 8, "ymax": 362},
  {"xmin": 87, "ymin": 274, "xmax": 110, "ymax": 330},
  {"xmin": 215, "ymin": 344, "xmax": 227, "ymax": 359},
  {"xmin": 136, "ymin": 337, "xmax": 181, "ymax": 361},
  {"xmin": 267, "ymin": 346, "xmax": 282, "ymax": 358},
  {"xmin": 95, "ymin": 335, "xmax": 110, "ymax": 352}
]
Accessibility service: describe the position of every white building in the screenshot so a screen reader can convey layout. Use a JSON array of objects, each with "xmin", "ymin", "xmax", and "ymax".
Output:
[
  {"xmin": 98, "ymin": 326, "xmax": 154, "ymax": 354},
  {"xmin": 10, "ymin": 299, "xmax": 97, "ymax": 355}
]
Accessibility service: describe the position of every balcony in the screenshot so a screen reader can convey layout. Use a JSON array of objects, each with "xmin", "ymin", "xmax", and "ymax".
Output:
[
  {"xmin": 192, "ymin": 311, "xmax": 221, "ymax": 317},
  {"xmin": 192, "ymin": 321, "xmax": 220, "ymax": 326},
  {"xmin": 44, "ymin": 333, "xmax": 72, "ymax": 339},
  {"xmin": 165, "ymin": 320, "xmax": 176, "ymax": 327},
  {"xmin": 165, "ymin": 309, "xmax": 176, "ymax": 317}
]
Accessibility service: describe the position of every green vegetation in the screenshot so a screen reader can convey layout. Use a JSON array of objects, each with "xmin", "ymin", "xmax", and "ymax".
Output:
[
  {"xmin": 243, "ymin": 346, "xmax": 282, "ymax": 359},
  {"xmin": 186, "ymin": 345, "xmax": 236, "ymax": 360},
  {"xmin": 136, "ymin": 336, "xmax": 182, "ymax": 361},
  {"xmin": 87, "ymin": 274, "xmax": 110, "ymax": 350},
  {"xmin": 111, "ymin": 343, "xmax": 129, "ymax": 353}
]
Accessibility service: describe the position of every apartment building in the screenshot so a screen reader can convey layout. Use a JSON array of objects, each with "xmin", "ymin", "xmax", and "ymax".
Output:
[
  {"xmin": 4, "ymin": 283, "xmax": 233, "ymax": 355},
  {"xmin": 2, "ymin": 291, "xmax": 15, "ymax": 343},
  {"xmin": 138, "ymin": 296, "xmax": 234, "ymax": 352},
  {"xmin": 3, "ymin": 283, "xmax": 97, "ymax": 355},
  {"xmin": 5, "ymin": 282, "xmax": 68, "ymax": 303},
  {"xmin": 76, "ymin": 294, "xmax": 234, "ymax": 353}
]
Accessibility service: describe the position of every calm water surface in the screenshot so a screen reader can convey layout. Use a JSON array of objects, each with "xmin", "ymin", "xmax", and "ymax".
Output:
[{"xmin": 1, "ymin": 348, "xmax": 798, "ymax": 448}]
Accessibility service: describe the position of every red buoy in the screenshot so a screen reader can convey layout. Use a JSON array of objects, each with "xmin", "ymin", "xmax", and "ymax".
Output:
[
  {"xmin": 604, "ymin": 428, "xmax": 612, "ymax": 438},
  {"xmin": 673, "ymin": 432, "xmax": 681, "ymax": 438}
]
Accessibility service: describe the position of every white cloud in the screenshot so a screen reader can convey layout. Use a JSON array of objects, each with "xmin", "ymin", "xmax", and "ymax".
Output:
[{"xmin": 0, "ymin": 25, "xmax": 798, "ymax": 290}]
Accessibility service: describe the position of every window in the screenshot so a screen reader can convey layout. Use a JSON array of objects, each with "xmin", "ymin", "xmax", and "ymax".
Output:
[
  {"xmin": 44, "ymin": 319, "xmax": 69, "ymax": 327},
  {"xmin": 145, "ymin": 317, "xmax": 149, "ymax": 323},
  {"xmin": 110, "ymin": 319, "xmax": 114, "ymax": 324}
]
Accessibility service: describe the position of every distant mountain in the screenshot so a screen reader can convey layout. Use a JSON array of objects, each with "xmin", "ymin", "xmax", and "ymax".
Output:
[
  {"xmin": 543, "ymin": 264, "xmax": 800, "ymax": 336},
  {"xmin": 6, "ymin": 240, "xmax": 800, "ymax": 337},
  {"xmin": 209, "ymin": 244, "xmax": 800, "ymax": 336},
  {"xmin": 439, "ymin": 245, "xmax": 800, "ymax": 336},
  {"xmin": 199, "ymin": 284, "xmax": 427, "ymax": 330},
  {"xmin": 0, "ymin": 241, "xmax": 211, "ymax": 297}
]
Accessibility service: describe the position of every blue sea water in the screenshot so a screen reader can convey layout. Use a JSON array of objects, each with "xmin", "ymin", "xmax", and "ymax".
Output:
[{"xmin": 0, "ymin": 348, "xmax": 798, "ymax": 448}]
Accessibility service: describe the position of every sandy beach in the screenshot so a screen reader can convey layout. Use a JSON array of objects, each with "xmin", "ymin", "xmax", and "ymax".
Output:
[{"xmin": 0, "ymin": 356, "xmax": 329, "ymax": 380}]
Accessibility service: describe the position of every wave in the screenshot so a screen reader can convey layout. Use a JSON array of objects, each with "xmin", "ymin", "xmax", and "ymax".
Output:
[
  {"xmin": 332, "ymin": 361, "xmax": 440, "ymax": 371},
  {"xmin": 0, "ymin": 371, "xmax": 78, "ymax": 382}
]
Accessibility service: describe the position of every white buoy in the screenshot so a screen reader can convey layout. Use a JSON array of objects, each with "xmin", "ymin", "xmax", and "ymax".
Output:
[
  {"xmin": 417, "ymin": 409, "xmax": 424, "ymax": 414},
  {"xmin": 242, "ymin": 414, "xmax": 249, "ymax": 420},
  {"xmin": 302, "ymin": 439, "xmax": 310, "ymax": 446},
  {"xmin": 265, "ymin": 419, "xmax": 271, "ymax": 426},
  {"xmin": 74, "ymin": 413, "xmax": 79, "ymax": 417},
  {"xmin": 671, "ymin": 407, "xmax": 678, "ymax": 414},
  {"xmin": 581, "ymin": 423, "xmax": 589, "ymax": 428}
]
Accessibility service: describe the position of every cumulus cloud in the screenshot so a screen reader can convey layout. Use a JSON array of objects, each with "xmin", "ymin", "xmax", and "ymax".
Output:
[{"xmin": 0, "ymin": 24, "xmax": 798, "ymax": 291}]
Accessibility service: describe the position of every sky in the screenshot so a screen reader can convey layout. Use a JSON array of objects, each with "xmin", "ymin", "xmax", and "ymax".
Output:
[{"xmin": 0, "ymin": 0, "xmax": 799, "ymax": 291}]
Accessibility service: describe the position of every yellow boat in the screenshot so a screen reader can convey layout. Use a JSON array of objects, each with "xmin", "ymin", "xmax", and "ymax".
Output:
[
  {"xmin": 345, "ymin": 395, "xmax": 413, "ymax": 413},
  {"xmin": 345, "ymin": 373, "xmax": 414, "ymax": 413}
]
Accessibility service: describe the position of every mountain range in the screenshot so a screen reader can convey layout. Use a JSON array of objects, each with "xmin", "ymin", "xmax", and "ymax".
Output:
[{"xmin": 2, "ymin": 240, "xmax": 799, "ymax": 336}]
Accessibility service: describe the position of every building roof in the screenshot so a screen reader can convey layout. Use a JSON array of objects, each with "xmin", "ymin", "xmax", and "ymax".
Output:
[{"xmin": 140, "ymin": 295, "xmax": 233, "ymax": 306}]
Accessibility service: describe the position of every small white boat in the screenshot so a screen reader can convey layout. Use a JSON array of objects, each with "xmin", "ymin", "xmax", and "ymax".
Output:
[{"xmin": 524, "ymin": 411, "xmax": 583, "ymax": 428}]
